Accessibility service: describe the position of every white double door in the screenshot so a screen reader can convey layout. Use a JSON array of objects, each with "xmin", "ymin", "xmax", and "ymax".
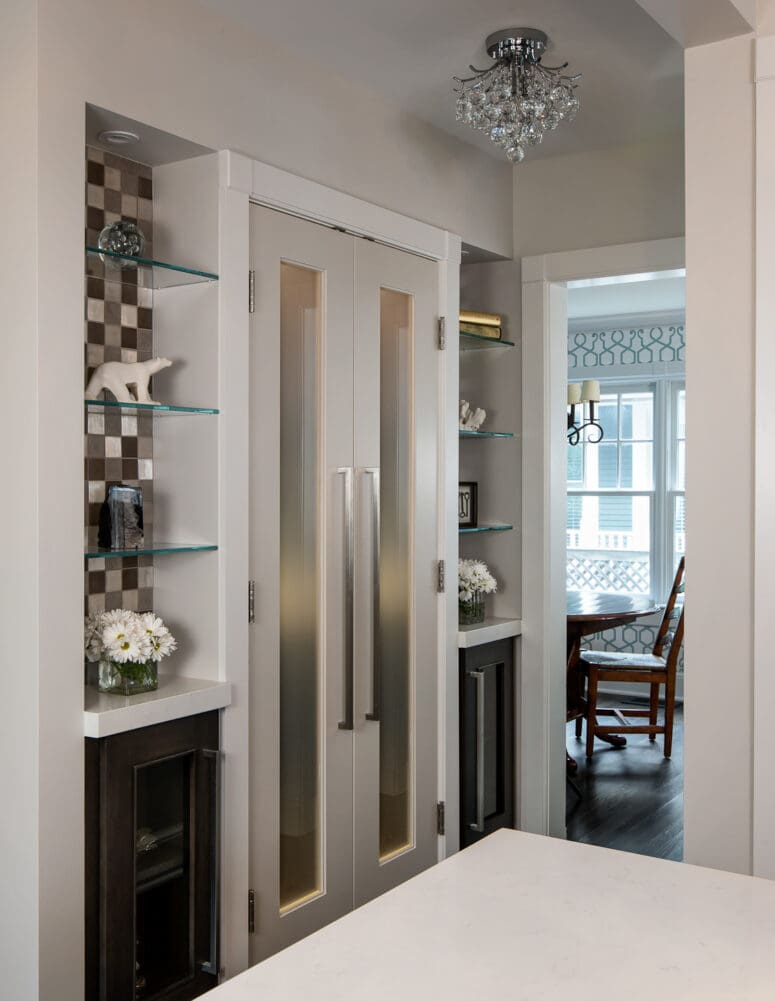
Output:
[{"xmin": 249, "ymin": 206, "xmax": 440, "ymax": 962}]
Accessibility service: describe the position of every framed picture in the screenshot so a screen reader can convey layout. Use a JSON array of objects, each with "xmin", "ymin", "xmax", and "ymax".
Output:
[{"xmin": 458, "ymin": 481, "xmax": 478, "ymax": 528}]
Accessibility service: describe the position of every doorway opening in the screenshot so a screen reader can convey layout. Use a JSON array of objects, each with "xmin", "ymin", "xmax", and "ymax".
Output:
[{"xmin": 564, "ymin": 269, "xmax": 686, "ymax": 860}]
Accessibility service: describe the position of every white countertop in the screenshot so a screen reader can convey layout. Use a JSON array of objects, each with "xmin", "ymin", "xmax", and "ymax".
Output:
[
  {"xmin": 83, "ymin": 674, "xmax": 231, "ymax": 737},
  {"xmin": 210, "ymin": 829, "xmax": 775, "ymax": 1000},
  {"xmin": 458, "ymin": 615, "xmax": 522, "ymax": 648}
]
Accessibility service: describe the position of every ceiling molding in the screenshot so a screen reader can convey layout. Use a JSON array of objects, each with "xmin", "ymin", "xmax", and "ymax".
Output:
[{"xmin": 635, "ymin": 0, "xmax": 755, "ymax": 47}]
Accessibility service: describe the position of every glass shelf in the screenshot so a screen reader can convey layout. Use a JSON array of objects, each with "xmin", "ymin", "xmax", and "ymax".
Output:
[
  {"xmin": 459, "ymin": 330, "xmax": 516, "ymax": 351},
  {"xmin": 459, "ymin": 524, "xmax": 514, "ymax": 535},
  {"xmin": 459, "ymin": 430, "xmax": 514, "ymax": 439},
  {"xmin": 85, "ymin": 543, "xmax": 218, "ymax": 560},
  {"xmin": 85, "ymin": 399, "xmax": 219, "ymax": 417},
  {"xmin": 85, "ymin": 246, "xmax": 218, "ymax": 290}
]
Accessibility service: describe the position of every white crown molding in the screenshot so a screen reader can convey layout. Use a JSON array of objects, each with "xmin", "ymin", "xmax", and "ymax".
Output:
[{"xmin": 568, "ymin": 309, "xmax": 685, "ymax": 334}]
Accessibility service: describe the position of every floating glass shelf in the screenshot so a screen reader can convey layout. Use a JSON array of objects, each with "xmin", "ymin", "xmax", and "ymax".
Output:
[
  {"xmin": 459, "ymin": 330, "xmax": 516, "ymax": 351},
  {"xmin": 459, "ymin": 524, "xmax": 514, "ymax": 535},
  {"xmin": 459, "ymin": 430, "xmax": 514, "ymax": 439},
  {"xmin": 85, "ymin": 543, "xmax": 218, "ymax": 560},
  {"xmin": 85, "ymin": 246, "xmax": 218, "ymax": 290},
  {"xmin": 85, "ymin": 399, "xmax": 219, "ymax": 417}
]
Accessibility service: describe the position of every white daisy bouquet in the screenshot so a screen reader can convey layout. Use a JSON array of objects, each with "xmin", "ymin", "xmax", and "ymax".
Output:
[
  {"xmin": 458, "ymin": 559, "xmax": 498, "ymax": 603},
  {"xmin": 458, "ymin": 559, "xmax": 497, "ymax": 625},
  {"xmin": 85, "ymin": 609, "xmax": 177, "ymax": 694}
]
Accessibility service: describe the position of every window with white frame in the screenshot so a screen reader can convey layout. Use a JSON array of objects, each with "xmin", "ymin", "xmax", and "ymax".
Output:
[{"xmin": 567, "ymin": 378, "xmax": 685, "ymax": 600}]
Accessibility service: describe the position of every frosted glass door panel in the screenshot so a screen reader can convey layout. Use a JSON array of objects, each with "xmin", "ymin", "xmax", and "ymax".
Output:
[
  {"xmin": 279, "ymin": 262, "xmax": 321, "ymax": 909},
  {"xmin": 353, "ymin": 240, "xmax": 439, "ymax": 908},
  {"xmin": 250, "ymin": 206, "xmax": 355, "ymax": 963},
  {"xmin": 379, "ymin": 288, "xmax": 413, "ymax": 860}
]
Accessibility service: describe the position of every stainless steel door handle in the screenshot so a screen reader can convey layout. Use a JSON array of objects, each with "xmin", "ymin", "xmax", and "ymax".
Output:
[
  {"xmin": 364, "ymin": 468, "xmax": 380, "ymax": 722},
  {"xmin": 469, "ymin": 670, "xmax": 486, "ymax": 833},
  {"xmin": 338, "ymin": 467, "xmax": 354, "ymax": 731}
]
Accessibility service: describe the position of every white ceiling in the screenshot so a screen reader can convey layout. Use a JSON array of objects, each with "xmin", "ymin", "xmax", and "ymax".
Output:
[
  {"xmin": 567, "ymin": 272, "xmax": 685, "ymax": 322},
  {"xmin": 200, "ymin": 0, "xmax": 684, "ymax": 161}
]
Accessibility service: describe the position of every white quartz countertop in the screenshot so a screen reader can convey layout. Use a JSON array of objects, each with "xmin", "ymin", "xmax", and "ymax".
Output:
[
  {"xmin": 458, "ymin": 615, "xmax": 522, "ymax": 648},
  {"xmin": 83, "ymin": 675, "xmax": 231, "ymax": 737},
  {"xmin": 210, "ymin": 829, "xmax": 775, "ymax": 1000}
]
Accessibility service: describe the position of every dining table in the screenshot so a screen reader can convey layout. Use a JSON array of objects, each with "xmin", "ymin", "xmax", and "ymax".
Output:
[{"xmin": 566, "ymin": 590, "xmax": 662, "ymax": 770}]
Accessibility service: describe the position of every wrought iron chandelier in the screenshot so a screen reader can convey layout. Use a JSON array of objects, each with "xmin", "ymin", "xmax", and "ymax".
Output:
[{"xmin": 454, "ymin": 28, "xmax": 580, "ymax": 163}]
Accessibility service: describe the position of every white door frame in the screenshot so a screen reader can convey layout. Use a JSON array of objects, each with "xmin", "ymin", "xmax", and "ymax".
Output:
[
  {"xmin": 218, "ymin": 150, "xmax": 461, "ymax": 974},
  {"xmin": 520, "ymin": 237, "xmax": 686, "ymax": 837}
]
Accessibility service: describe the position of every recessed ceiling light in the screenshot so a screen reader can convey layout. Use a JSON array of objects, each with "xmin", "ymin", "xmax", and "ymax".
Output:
[{"xmin": 98, "ymin": 129, "xmax": 140, "ymax": 146}]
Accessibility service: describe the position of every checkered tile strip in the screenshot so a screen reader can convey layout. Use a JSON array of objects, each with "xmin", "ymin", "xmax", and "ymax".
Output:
[{"xmin": 84, "ymin": 145, "xmax": 155, "ymax": 616}]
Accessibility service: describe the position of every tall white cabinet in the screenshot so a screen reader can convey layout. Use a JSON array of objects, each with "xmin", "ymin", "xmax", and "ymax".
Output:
[{"xmin": 248, "ymin": 206, "xmax": 442, "ymax": 959}]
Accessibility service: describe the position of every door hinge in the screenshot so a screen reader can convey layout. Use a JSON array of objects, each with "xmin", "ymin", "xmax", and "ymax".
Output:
[
  {"xmin": 248, "ymin": 580, "xmax": 256, "ymax": 624},
  {"xmin": 437, "ymin": 559, "xmax": 446, "ymax": 594},
  {"xmin": 248, "ymin": 270, "xmax": 256, "ymax": 313},
  {"xmin": 436, "ymin": 801, "xmax": 446, "ymax": 836},
  {"xmin": 248, "ymin": 889, "xmax": 256, "ymax": 934},
  {"xmin": 437, "ymin": 316, "xmax": 446, "ymax": 350}
]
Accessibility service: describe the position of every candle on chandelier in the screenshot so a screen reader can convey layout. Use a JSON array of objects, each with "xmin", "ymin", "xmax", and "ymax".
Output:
[
  {"xmin": 567, "ymin": 383, "xmax": 582, "ymax": 405},
  {"xmin": 580, "ymin": 380, "xmax": 600, "ymax": 403}
]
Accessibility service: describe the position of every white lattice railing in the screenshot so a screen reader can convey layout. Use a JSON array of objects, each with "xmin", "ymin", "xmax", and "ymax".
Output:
[
  {"xmin": 567, "ymin": 530, "xmax": 637, "ymax": 551},
  {"xmin": 567, "ymin": 553, "xmax": 650, "ymax": 594}
]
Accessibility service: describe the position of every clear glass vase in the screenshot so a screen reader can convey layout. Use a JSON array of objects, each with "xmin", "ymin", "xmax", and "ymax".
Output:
[
  {"xmin": 459, "ymin": 592, "xmax": 486, "ymax": 625},
  {"xmin": 98, "ymin": 658, "xmax": 158, "ymax": 695}
]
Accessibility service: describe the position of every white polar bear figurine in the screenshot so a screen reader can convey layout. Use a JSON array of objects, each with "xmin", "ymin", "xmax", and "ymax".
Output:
[{"xmin": 85, "ymin": 357, "xmax": 173, "ymax": 405}]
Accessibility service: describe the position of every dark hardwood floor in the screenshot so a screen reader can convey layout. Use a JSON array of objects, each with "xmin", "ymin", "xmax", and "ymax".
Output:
[{"xmin": 566, "ymin": 697, "xmax": 684, "ymax": 861}]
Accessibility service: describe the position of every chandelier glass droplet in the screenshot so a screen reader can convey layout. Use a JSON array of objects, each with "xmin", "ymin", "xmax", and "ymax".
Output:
[{"xmin": 454, "ymin": 28, "xmax": 581, "ymax": 163}]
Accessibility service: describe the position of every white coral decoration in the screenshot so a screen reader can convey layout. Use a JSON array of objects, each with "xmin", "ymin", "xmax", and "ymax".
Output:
[
  {"xmin": 84, "ymin": 609, "xmax": 177, "ymax": 665},
  {"xmin": 458, "ymin": 558, "xmax": 497, "ymax": 604}
]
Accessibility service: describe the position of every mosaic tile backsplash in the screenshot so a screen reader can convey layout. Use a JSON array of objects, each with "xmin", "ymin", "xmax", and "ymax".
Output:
[{"xmin": 84, "ymin": 146, "xmax": 154, "ymax": 615}]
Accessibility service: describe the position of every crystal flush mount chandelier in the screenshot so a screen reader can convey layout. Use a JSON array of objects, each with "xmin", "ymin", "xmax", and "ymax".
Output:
[{"xmin": 454, "ymin": 27, "xmax": 580, "ymax": 163}]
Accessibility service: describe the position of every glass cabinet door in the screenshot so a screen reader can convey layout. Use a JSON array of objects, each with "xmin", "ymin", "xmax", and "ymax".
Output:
[
  {"xmin": 87, "ymin": 713, "xmax": 219, "ymax": 1001},
  {"xmin": 134, "ymin": 752, "xmax": 194, "ymax": 999}
]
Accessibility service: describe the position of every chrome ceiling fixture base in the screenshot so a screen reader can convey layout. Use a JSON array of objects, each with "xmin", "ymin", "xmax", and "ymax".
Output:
[{"xmin": 454, "ymin": 27, "xmax": 580, "ymax": 163}]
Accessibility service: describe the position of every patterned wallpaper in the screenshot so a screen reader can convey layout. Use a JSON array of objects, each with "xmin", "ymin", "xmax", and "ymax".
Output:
[
  {"xmin": 84, "ymin": 146, "xmax": 154, "ymax": 616},
  {"xmin": 568, "ymin": 322, "xmax": 684, "ymax": 371}
]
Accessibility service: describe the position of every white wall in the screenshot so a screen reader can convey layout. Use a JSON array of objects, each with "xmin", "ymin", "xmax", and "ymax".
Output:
[
  {"xmin": 684, "ymin": 34, "xmax": 755, "ymax": 875},
  {"xmin": 0, "ymin": 5, "xmax": 40, "ymax": 998},
  {"xmin": 514, "ymin": 136, "xmax": 685, "ymax": 259},
  {"xmin": 43, "ymin": 0, "xmax": 512, "ymax": 257}
]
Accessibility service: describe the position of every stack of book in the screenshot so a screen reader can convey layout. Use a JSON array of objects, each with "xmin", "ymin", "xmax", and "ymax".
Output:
[{"xmin": 460, "ymin": 310, "xmax": 502, "ymax": 340}]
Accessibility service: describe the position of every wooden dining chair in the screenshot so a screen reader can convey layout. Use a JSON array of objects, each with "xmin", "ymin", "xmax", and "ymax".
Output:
[{"xmin": 580, "ymin": 558, "xmax": 685, "ymax": 760}]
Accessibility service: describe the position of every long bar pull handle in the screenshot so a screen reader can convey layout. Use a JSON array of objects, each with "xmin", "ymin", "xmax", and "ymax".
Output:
[
  {"xmin": 364, "ymin": 468, "xmax": 381, "ymax": 722},
  {"xmin": 469, "ymin": 670, "xmax": 486, "ymax": 833},
  {"xmin": 201, "ymin": 748, "xmax": 221, "ymax": 977},
  {"xmin": 338, "ymin": 467, "xmax": 354, "ymax": 731}
]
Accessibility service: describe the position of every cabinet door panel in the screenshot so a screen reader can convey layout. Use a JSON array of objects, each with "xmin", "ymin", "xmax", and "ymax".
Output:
[
  {"xmin": 249, "ymin": 206, "xmax": 355, "ymax": 961},
  {"xmin": 88, "ymin": 712, "xmax": 219, "ymax": 1001}
]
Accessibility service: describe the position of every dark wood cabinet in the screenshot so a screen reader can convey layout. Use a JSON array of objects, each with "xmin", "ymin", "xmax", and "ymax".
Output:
[
  {"xmin": 459, "ymin": 639, "xmax": 515, "ymax": 848},
  {"xmin": 85, "ymin": 712, "xmax": 220, "ymax": 1001}
]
